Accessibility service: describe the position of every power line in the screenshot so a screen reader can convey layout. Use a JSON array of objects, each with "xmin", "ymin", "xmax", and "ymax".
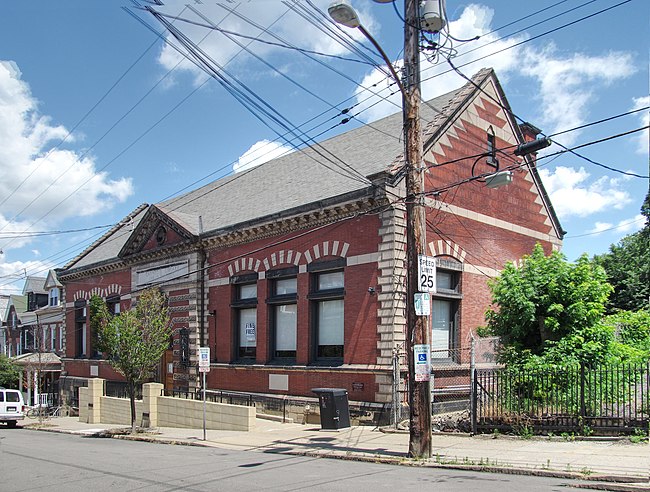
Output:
[
  {"xmin": 548, "ymin": 106, "xmax": 649, "ymax": 138},
  {"xmin": 564, "ymin": 216, "xmax": 646, "ymax": 239},
  {"xmin": 0, "ymin": 224, "xmax": 112, "ymax": 240},
  {"xmin": 445, "ymin": 57, "xmax": 649, "ymax": 179},
  {"xmin": 2, "ymin": 1, "xmax": 636, "ymax": 288},
  {"xmin": 419, "ymin": 0, "xmax": 634, "ymax": 86}
]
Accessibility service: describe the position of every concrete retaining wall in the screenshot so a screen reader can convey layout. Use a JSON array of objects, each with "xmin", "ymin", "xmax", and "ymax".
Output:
[
  {"xmin": 157, "ymin": 396, "xmax": 255, "ymax": 431},
  {"xmin": 78, "ymin": 378, "xmax": 255, "ymax": 431}
]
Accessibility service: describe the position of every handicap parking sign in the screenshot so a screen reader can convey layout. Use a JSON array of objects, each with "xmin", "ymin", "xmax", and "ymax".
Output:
[{"xmin": 414, "ymin": 344, "xmax": 431, "ymax": 382}]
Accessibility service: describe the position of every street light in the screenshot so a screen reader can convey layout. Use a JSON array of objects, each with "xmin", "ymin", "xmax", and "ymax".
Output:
[
  {"xmin": 328, "ymin": 2, "xmax": 406, "ymax": 98},
  {"xmin": 329, "ymin": 0, "xmax": 432, "ymax": 459},
  {"xmin": 327, "ymin": 2, "xmax": 360, "ymax": 28}
]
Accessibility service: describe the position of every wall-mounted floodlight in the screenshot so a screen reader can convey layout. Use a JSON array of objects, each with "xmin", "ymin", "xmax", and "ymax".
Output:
[
  {"xmin": 515, "ymin": 137, "xmax": 552, "ymax": 156},
  {"xmin": 485, "ymin": 170, "xmax": 513, "ymax": 189},
  {"xmin": 328, "ymin": 2, "xmax": 360, "ymax": 28}
]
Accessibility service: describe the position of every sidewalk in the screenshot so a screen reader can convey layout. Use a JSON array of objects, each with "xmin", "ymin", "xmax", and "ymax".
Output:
[{"xmin": 25, "ymin": 417, "xmax": 649, "ymax": 490}]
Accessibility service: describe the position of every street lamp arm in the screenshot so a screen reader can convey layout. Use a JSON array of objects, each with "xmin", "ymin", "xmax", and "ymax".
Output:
[{"xmin": 357, "ymin": 24, "xmax": 407, "ymax": 98}]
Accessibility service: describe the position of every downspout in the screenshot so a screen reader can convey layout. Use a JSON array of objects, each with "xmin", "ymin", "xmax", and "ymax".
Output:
[
  {"xmin": 198, "ymin": 216, "xmax": 206, "ymax": 348},
  {"xmin": 199, "ymin": 248, "xmax": 206, "ymax": 348}
]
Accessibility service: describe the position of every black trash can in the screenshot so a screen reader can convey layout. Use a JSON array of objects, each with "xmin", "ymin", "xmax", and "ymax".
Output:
[{"xmin": 312, "ymin": 388, "xmax": 351, "ymax": 430}]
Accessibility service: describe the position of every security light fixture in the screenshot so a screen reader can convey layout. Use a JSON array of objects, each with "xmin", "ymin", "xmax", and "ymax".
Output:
[{"xmin": 485, "ymin": 170, "xmax": 513, "ymax": 189}]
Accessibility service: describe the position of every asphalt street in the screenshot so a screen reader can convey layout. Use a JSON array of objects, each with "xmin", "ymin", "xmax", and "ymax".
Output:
[{"xmin": 0, "ymin": 427, "xmax": 576, "ymax": 491}]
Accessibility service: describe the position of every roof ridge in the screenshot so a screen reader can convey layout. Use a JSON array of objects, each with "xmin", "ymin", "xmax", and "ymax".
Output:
[{"xmin": 62, "ymin": 202, "xmax": 149, "ymax": 270}]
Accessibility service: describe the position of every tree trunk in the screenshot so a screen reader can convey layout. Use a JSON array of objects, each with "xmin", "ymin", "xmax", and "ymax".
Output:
[
  {"xmin": 129, "ymin": 381, "xmax": 137, "ymax": 434},
  {"xmin": 538, "ymin": 316, "xmax": 550, "ymax": 345}
]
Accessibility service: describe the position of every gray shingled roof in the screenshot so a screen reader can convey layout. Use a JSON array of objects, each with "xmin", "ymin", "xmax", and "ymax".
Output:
[
  {"xmin": 64, "ymin": 204, "xmax": 148, "ymax": 270},
  {"xmin": 0, "ymin": 295, "xmax": 9, "ymax": 323},
  {"xmin": 158, "ymin": 88, "xmax": 461, "ymax": 235},
  {"xmin": 22, "ymin": 276, "xmax": 46, "ymax": 295},
  {"xmin": 64, "ymin": 82, "xmax": 470, "ymax": 272}
]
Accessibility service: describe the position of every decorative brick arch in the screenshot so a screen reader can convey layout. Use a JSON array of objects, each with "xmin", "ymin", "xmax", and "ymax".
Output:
[
  {"xmin": 227, "ymin": 257, "xmax": 262, "ymax": 276},
  {"xmin": 226, "ymin": 241, "xmax": 350, "ymax": 277},
  {"xmin": 262, "ymin": 249, "xmax": 302, "ymax": 271},
  {"xmin": 303, "ymin": 240, "xmax": 350, "ymax": 264},
  {"xmin": 73, "ymin": 284, "xmax": 123, "ymax": 301},
  {"xmin": 427, "ymin": 239, "xmax": 467, "ymax": 263}
]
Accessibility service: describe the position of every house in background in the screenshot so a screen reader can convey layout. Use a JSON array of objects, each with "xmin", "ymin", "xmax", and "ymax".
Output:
[
  {"xmin": 4, "ymin": 274, "xmax": 64, "ymax": 406},
  {"xmin": 0, "ymin": 294, "xmax": 9, "ymax": 356},
  {"xmin": 4, "ymin": 294, "xmax": 27, "ymax": 357},
  {"xmin": 17, "ymin": 276, "xmax": 48, "ymax": 355},
  {"xmin": 34, "ymin": 270, "xmax": 65, "ymax": 356},
  {"xmin": 57, "ymin": 68, "xmax": 563, "ymax": 409}
]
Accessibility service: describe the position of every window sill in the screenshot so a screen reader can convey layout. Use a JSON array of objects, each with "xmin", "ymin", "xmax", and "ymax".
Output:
[{"xmin": 310, "ymin": 359, "xmax": 344, "ymax": 367}]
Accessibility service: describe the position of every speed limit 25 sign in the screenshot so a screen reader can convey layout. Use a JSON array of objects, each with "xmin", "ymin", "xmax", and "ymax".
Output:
[{"xmin": 417, "ymin": 254, "xmax": 436, "ymax": 293}]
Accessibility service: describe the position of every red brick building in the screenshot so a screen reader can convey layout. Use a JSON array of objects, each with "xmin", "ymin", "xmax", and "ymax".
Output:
[{"xmin": 57, "ymin": 69, "xmax": 563, "ymax": 406}]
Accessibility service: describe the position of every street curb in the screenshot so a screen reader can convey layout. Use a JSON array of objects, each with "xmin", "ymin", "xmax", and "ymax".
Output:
[{"xmin": 26, "ymin": 426, "xmax": 649, "ymax": 490}]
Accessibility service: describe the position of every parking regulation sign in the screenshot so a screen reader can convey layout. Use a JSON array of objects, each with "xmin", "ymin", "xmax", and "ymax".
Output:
[
  {"xmin": 413, "ymin": 344, "xmax": 431, "ymax": 382},
  {"xmin": 198, "ymin": 347, "xmax": 210, "ymax": 372}
]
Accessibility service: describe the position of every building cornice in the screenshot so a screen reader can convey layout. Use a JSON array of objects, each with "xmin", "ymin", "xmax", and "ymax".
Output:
[{"xmin": 59, "ymin": 193, "xmax": 384, "ymax": 282}]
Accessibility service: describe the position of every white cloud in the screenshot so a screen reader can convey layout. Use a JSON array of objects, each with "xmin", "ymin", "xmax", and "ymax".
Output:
[
  {"xmin": 0, "ymin": 60, "xmax": 134, "ymax": 250},
  {"xmin": 234, "ymin": 139, "xmax": 293, "ymax": 172},
  {"xmin": 587, "ymin": 214, "xmax": 644, "ymax": 236},
  {"xmin": 617, "ymin": 214, "xmax": 645, "ymax": 233},
  {"xmin": 0, "ymin": 259, "xmax": 53, "ymax": 295},
  {"xmin": 348, "ymin": 3, "xmax": 637, "ymax": 140},
  {"xmin": 539, "ymin": 166, "xmax": 632, "ymax": 219},
  {"xmin": 354, "ymin": 4, "xmax": 526, "ymax": 122},
  {"xmin": 520, "ymin": 46, "xmax": 636, "ymax": 144},
  {"xmin": 0, "ymin": 215, "xmax": 38, "ymax": 250},
  {"xmin": 154, "ymin": 1, "xmax": 377, "ymax": 84},
  {"xmin": 588, "ymin": 222, "xmax": 613, "ymax": 234},
  {"xmin": 631, "ymin": 96, "xmax": 649, "ymax": 154}
]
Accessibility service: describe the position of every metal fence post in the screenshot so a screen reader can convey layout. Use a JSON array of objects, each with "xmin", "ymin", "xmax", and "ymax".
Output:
[
  {"xmin": 580, "ymin": 363, "xmax": 586, "ymax": 425},
  {"xmin": 470, "ymin": 334, "xmax": 477, "ymax": 434},
  {"xmin": 392, "ymin": 348, "xmax": 400, "ymax": 429}
]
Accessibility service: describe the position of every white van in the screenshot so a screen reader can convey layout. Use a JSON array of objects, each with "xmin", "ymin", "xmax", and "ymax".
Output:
[{"xmin": 0, "ymin": 388, "xmax": 26, "ymax": 427}]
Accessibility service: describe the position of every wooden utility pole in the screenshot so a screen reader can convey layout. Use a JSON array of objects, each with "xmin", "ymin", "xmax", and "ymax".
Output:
[{"xmin": 403, "ymin": 0, "xmax": 432, "ymax": 459}]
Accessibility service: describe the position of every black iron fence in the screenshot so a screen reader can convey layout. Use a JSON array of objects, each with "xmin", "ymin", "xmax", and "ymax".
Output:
[
  {"xmin": 473, "ymin": 363, "xmax": 649, "ymax": 435},
  {"xmin": 167, "ymin": 389, "xmax": 255, "ymax": 407},
  {"xmin": 104, "ymin": 381, "xmax": 142, "ymax": 401},
  {"xmin": 165, "ymin": 389, "xmax": 387, "ymax": 425}
]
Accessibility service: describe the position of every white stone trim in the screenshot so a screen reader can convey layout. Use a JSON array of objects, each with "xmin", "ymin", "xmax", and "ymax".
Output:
[{"xmin": 426, "ymin": 198, "xmax": 561, "ymax": 246}]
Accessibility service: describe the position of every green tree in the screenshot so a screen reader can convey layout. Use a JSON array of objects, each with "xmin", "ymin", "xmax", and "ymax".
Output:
[
  {"xmin": 90, "ymin": 288, "xmax": 172, "ymax": 433},
  {"xmin": 484, "ymin": 244, "xmax": 613, "ymax": 365},
  {"xmin": 594, "ymin": 191, "xmax": 650, "ymax": 313},
  {"xmin": 602, "ymin": 309, "xmax": 650, "ymax": 363},
  {"xmin": 0, "ymin": 354, "xmax": 20, "ymax": 388}
]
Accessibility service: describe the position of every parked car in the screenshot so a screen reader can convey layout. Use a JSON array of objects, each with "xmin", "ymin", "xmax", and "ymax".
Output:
[{"xmin": 0, "ymin": 387, "xmax": 26, "ymax": 427}]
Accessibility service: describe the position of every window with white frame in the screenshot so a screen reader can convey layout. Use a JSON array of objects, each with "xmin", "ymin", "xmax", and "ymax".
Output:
[
  {"xmin": 310, "ymin": 266, "xmax": 345, "ymax": 361},
  {"xmin": 231, "ymin": 274, "xmax": 258, "ymax": 360},
  {"xmin": 49, "ymin": 287, "xmax": 59, "ymax": 307},
  {"xmin": 431, "ymin": 261, "xmax": 462, "ymax": 360},
  {"xmin": 74, "ymin": 300, "xmax": 87, "ymax": 357},
  {"xmin": 50, "ymin": 326, "xmax": 56, "ymax": 351},
  {"xmin": 268, "ymin": 270, "xmax": 298, "ymax": 360}
]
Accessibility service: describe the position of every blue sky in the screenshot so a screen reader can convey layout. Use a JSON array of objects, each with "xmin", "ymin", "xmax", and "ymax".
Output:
[{"xmin": 0, "ymin": 0, "xmax": 647, "ymax": 294}]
